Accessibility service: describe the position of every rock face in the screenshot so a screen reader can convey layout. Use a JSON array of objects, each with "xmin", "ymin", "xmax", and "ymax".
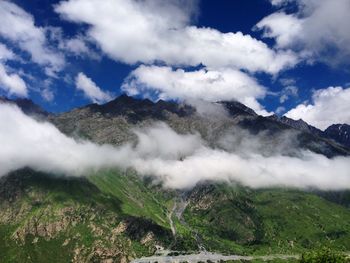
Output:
[
  {"xmin": 324, "ymin": 124, "xmax": 350, "ymax": 148},
  {"xmin": 267, "ymin": 115, "xmax": 323, "ymax": 137},
  {"xmin": 50, "ymin": 94, "xmax": 350, "ymax": 157}
]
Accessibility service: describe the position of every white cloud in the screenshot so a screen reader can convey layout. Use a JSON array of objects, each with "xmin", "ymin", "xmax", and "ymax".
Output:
[
  {"xmin": 256, "ymin": 12, "xmax": 303, "ymax": 49},
  {"xmin": 133, "ymin": 148, "xmax": 350, "ymax": 190},
  {"xmin": 61, "ymin": 38, "xmax": 89, "ymax": 55},
  {"xmin": 269, "ymin": 0, "xmax": 295, "ymax": 6},
  {"xmin": 0, "ymin": 103, "xmax": 123, "ymax": 176},
  {"xmin": 285, "ymin": 86, "xmax": 350, "ymax": 130},
  {"xmin": 75, "ymin": 72, "xmax": 113, "ymax": 104},
  {"xmin": 41, "ymin": 88, "xmax": 54, "ymax": 102},
  {"xmin": 55, "ymin": 0, "xmax": 297, "ymax": 74},
  {"xmin": 0, "ymin": 1, "xmax": 65, "ymax": 76},
  {"xmin": 0, "ymin": 43, "xmax": 16, "ymax": 61},
  {"xmin": 0, "ymin": 42, "xmax": 28, "ymax": 97},
  {"xmin": 275, "ymin": 106, "xmax": 286, "ymax": 115},
  {"xmin": 46, "ymin": 26, "xmax": 100, "ymax": 60},
  {"xmin": 279, "ymin": 77, "xmax": 296, "ymax": 86},
  {"xmin": 279, "ymin": 85, "xmax": 298, "ymax": 103},
  {"xmin": 122, "ymin": 65, "xmax": 270, "ymax": 115},
  {"xmin": 1, "ymin": 102, "xmax": 350, "ymax": 191},
  {"xmin": 256, "ymin": 0, "xmax": 350, "ymax": 65},
  {"xmin": 0, "ymin": 64, "xmax": 27, "ymax": 97}
]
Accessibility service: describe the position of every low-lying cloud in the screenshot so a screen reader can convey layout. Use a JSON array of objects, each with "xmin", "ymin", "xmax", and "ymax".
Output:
[
  {"xmin": 1, "ymin": 102, "xmax": 350, "ymax": 190},
  {"xmin": 121, "ymin": 65, "xmax": 270, "ymax": 116}
]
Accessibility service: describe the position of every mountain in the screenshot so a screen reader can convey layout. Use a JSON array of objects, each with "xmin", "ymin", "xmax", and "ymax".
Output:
[
  {"xmin": 1, "ymin": 95, "xmax": 350, "ymax": 262},
  {"xmin": 267, "ymin": 115, "xmax": 324, "ymax": 137},
  {"xmin": 51, "ymin": 95, "xmax": 350, "ymax": 156},
  {"xmin": 220, "ymin": 100, "xmax": 258, "ymax": 117},
  {"xmin": 324, "ymin": 124, "xmax": 350, "ymax": 148},
  {"xmin": 0, "ymin": 97, "xmax": 48, "ymax": 118}
]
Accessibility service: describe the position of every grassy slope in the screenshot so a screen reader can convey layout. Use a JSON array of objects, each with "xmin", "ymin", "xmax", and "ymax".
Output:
[
  {"xmin": 184, "ymin": 185, "xmax": 350, "ymax": 255},
  {"xmin": 88, "ymin": 170, "xmax": 171, "ymax": 228},
  {"xmin": 0, "ymin": 169, "xmax": 173, "ymax": 262},
  {"xmin": 1, "ymin": 170, "xmax": 350, "ymax": 262}
]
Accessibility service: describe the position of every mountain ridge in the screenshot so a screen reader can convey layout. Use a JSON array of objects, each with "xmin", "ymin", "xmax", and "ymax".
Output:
[{"xmin": 1, "ymin": 94, "xmax": 350, "ymax": 152}]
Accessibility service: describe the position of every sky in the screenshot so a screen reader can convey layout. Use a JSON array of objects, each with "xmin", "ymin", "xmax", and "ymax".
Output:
[{"xmin": 0, "ymin": 0, "xmax": 350, "ymax": 130}]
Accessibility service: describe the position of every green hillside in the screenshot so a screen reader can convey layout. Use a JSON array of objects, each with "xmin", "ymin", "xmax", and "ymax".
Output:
[
  {"xmin": 183, "ymin": 184, "xmax": 350, "ymax": 255},
  {"xmin": 0, "ymin": 169, "xmax": 172, "ymax": 262},
  {"xmin": 1, "ymin": 169, "xmax": 350, "ymax": 262}
]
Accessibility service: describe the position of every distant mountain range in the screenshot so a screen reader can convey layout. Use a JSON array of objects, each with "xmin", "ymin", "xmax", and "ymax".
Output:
[{"xmin": 2, "ymin": 94, "xmax": 349, "ymax": 150}]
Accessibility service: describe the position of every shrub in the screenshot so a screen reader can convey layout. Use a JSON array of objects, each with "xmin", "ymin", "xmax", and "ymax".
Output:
[{"xmin": 300, "ymin": 248, "xmax": 348, "ymax": 263}]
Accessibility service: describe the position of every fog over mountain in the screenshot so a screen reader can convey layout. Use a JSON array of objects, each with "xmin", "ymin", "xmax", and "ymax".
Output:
[{"xmin": 1, "ymin": 101, "xmax": 350, "ymax": 190}]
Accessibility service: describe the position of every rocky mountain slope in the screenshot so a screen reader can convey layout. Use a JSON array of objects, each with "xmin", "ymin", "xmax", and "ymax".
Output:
[
  {"xmin": 1, "ymin": 95, "xmax": 350, "ymax": 262},
  {"xmin": 324, "ymin": 124, "xmax": 350, "ymax": 148},
  {"xmin": 51, "ymin": 95, "xmax": 349, "ymax": 156}
]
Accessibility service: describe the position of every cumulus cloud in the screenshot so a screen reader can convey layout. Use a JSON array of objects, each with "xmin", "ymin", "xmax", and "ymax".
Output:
[
  {"xmin": 0, "ymin": 1, "xmax": 65, "ymax": 76},
  {"xmin": 256, "ymin": 0, "xmax": 350, "ymax": 65},
  {"xmin": 1, "ymin": 102, "xmax": 350, "ymax": 191},
  {"xmin": 0, "ymin": 64, "xmax": 28, "ymax": 97},
  {"xmin": 55, "ymin": 0, "xmax": 297, "ymax": 74},
  {"xmin": 0, "ymin": 43, "xmax": 28, "ymax": 97},
  {"xmin": 122, "ymin": 65, "xmax": 270, "ymax": 115},
  {"xmin": 75, "ymin": 72, "xmax": 113, "ymax": 104},
  {"xmin": 256, "ymin": 12, "xmax": 303, "ymax": 49},
  {"xmin": 285, "ymin": 86, "xmax": 350, "ymax": 130}
]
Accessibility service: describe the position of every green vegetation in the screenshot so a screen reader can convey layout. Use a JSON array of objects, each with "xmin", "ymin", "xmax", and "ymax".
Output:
[
  {"xmin": 183, "ymin": 184, "xmax": 350, "ymax": 255},
  {"xmin": 1, "ymin": 170, "xmax": 350, "ymax": 262},
  {"xmin": 300, "ymin": 248, "xmax": 349, "ymax": 263},
  {"xmin": 0, "ymin": 169, "xmax": 173, "ymax": 262},
  {"xmin": 88, "ymin": 169, "xmax": 171, "ymax": 228}
]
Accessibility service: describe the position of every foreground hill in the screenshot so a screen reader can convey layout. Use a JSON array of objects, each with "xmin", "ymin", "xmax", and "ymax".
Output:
[{"xmin": 1, "ymin": 169, "xmax": 350, "ymax": 262}]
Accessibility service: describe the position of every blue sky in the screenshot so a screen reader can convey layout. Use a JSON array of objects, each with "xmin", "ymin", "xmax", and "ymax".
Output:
[{"xmin": 0, "ymin": 0, "xmax": 350, "ymax": 129}]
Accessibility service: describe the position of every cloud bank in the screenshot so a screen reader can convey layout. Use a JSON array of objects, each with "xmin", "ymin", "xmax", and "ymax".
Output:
[
  {"xmin": 285, "ymin": 86, "xmax": 350, "ymax": 130},
  {"xmin": 55, "ymin": 0, "xmax": 297, "ymax": 74},
  {"xmin": 1, "ymin": 102, "xmax": 350, "ymax": 191}
]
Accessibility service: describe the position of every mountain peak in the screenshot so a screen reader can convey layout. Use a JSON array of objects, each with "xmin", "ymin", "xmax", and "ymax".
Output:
[
  {"xmin": 87, "ymin": 94, "xmax": 194, "ymax": 122},
  {"xmin": 220, "ymin": 100, "xmax": 257, "ymax": 117}
]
